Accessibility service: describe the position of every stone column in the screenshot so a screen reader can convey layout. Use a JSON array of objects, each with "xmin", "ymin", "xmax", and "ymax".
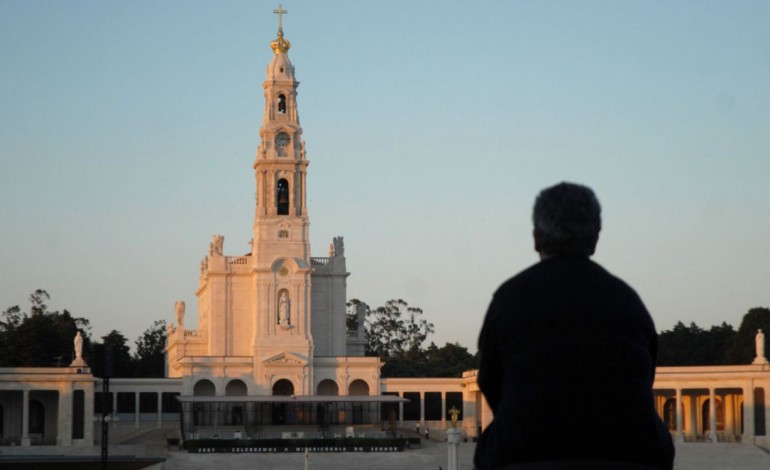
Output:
[
  {"xmin": 398, "ymin": 394, "xmax": 404, "ymax": 425},
  {"xmin": 157, "ymin": 393, "xmax": 163, "ymax": 428},
  {"xmin": 709, "ymin": 388, "xmax": 717, "ymax": 442},
  {"xmin": 135, "ymin": 392, "xmax": 140, "ymax": 429},
  {"xmin": 446, "ymin": 427, "xmax": 462, "ymax": 470},
  {"xmin": 441, "ymin": 392, "xmax": 447, "ymax": 429},
  {"xmin": 83, "ymin": 384, "xmax": 95, "ymax": 445},
  {"xmin": 419, "ymin": 392, "xmax": 425, "ymax": 428},
  {"xmin": 58, "ymin": 386, "xmax": 73, "ymax": 446},
  {"xmin": 112, "ymin": 392, "xmax": 119, "ymax": 429},
  {"xmin": 724, "ymin": 394, "xmax": 735, "ymax": 440},
  {"xmin": 743, "ymin": 383, "xmax": 755, "ymax": 443},
  {"xmin": 764, "ymin": 385, "xmax": 770, "ymax": 446},
  {"xmin": 688, "ymin": 395, "xmax": 697, "ymax": 441},
  {"xmin": 675, "ymin": 388, "xmax": 684, "ymax": 442},
  {"xmin": 21, "ymin": 389, "xmax": 30, "ymax": 446}
]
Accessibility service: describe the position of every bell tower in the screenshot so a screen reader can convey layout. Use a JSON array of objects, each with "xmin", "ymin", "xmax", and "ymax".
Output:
[
  {"xmin": 251, "ymin": 6, "xmax": 314, "ymax": 395},
  {"xmin": 253, "ymin": 4, "xmax": 309, "ymax": 260}
]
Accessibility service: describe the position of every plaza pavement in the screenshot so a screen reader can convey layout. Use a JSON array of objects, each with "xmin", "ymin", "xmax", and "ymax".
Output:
[
  {"xmin": 2, "ymin": 437, "xmax": 769, "ymax": 469},
  {"xmin": 162, "ymin": 439, "xmax": 770, "ymax": 470}
]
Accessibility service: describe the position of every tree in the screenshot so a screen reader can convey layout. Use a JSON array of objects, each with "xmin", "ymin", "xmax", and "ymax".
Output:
[
  {"xmin": 345, "ymin": 299, "xmax": 369, "ymax": 331},
  {"xmin": 424, "ymin": 342, "xmax": 478, "ymax": 377},
  {"xmin": 91, "ymin": 330, "xmax": 134, "ymax": 377},
  {"xmin": 134, "ymin": 320, "xmax": 167, "ymax": 377},
  {"xmin": 657, "ymin": 321, "xmax": 735, "ymax": 366},
  {"xmin": 725, "ymin": 307, "xmax": 770, "ymax": 364},
  {"xmin": 0, "ymin": 290, "xmax": 91, "ymax": 367},
  {"xmin": 380, "ymin": 342, "xmax": 479, "ymax": 378},
  {"xmin": 703, "ymin": 322, "xmax": 736, "ymax": 364},
  {"xmin": 364, "ymin": 299, "xmax": 434, "ymax": 358}
]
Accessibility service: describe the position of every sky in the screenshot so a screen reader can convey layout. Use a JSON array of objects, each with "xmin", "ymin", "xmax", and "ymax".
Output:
[{"xmin": 1, "ymin": 1, "xmax": 769, "ymax": 353}]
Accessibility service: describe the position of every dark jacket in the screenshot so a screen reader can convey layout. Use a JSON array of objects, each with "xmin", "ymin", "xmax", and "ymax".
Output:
[{"xmin": 474, "ymin": 256, "xmax": 674, "ymax": 470}]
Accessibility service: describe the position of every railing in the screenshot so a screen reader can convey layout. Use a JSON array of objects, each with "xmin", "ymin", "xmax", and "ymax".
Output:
[
  {"xmin": 227, "ymin": 256, "xmax": 249, "ymax": 265},
  {"xmin": 311, "ymin": 257, "xmax": 330, "ymax": 266},
  {"xmin": 184, "ymin": 329, "xmax": 203, "ymax": 338},
  {"xmin": 0, "ymin": 437, "xmax": 21, "ymax": 446},
  {"xmin": 346, "ymin": 330, "xmax": 359, "ymax": 338}
]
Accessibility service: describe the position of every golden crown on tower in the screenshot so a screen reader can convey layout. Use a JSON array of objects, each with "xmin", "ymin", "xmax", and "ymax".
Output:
[
  {"xmin": 271, "ymin": 31, "xmax": 291, "ymax": 54},
  {"xmin": 270, "ymin": 4, "xmax": 291, "ymax": 54}
]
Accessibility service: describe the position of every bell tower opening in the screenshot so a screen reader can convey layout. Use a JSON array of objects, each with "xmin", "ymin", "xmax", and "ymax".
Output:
[
  {"xmin": 278, "ymin": 94, "xmax": 286, "ymax": 113},
  {"xmin": 277, "ymin": 178, "xmax": 289, "ymax": 215}
]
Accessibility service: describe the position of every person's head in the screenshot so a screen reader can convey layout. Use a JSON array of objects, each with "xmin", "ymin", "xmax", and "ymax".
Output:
[{"xmin": 532, "ymin": 182, "xmax": 601, "ymax": 258}]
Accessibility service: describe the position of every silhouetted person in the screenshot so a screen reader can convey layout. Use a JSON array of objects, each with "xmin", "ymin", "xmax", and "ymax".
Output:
[{"xmin": 474, "ymin": 182, "xmax": 674, "ymax": 470}]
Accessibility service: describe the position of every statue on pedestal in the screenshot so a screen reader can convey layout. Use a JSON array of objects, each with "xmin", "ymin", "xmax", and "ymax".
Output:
[
  {"xmin": 449, "ymin": 405, "xmax": 461, "ymax": 428},
  {"xmin": 70, "ymin": 331, "xmax": 86, "ymax": 367},
  {"xmin": 175, "ymin": 301, "xmax": 186, "ymax": 329},
  {"xmin": 333, "ymin": 236, "xmax": 344, "ymax": 257},
  {"xmin": 212, "ymin": 234, "xmax": 224, "ymax": 256},
  {"xmin": 753, "ymin": 329, "xmax": 768, "ymax": 364}
]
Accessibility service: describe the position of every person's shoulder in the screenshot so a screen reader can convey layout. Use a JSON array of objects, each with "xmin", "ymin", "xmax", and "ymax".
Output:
[
  {"xmin": 589, "ymin": 259, "xmax": 645, "ymax": 300},
  {"xmin": 495, "ymin": 260, "xmax": 541, "ymax": 286}
]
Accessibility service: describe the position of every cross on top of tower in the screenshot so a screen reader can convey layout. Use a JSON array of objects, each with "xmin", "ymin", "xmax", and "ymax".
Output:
[
  {"xmin": 273, "ymin": 4, "xmax": 287, "ymax": 30},
  {"xmin": 270, "ymin": 3, "xmax": 291, "ymax": 54}
]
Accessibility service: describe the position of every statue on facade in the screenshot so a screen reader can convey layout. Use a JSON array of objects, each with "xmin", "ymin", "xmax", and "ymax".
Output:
[
  {"xmin": 175, "ymin": 301, "xmax": 186, "ymax": 329},
  {"xmin": 329, "ymin": 242, "xmax": 334, "ymax": 257},
  {"xmin": 278, "ymin": 291, "xmax": 290, "ymax": 327},
  {"xmin": 74, "ymin": 331, "xmax": 83, "ymax": 360},
  {"xmin": 70, "ymin": 331, "xmax": 86, "ymax": 367},
  {"xmin": 167, "ymin": 323, "xmax": 175, "ymax": 338},
  {"xmin": 212, "ymin": 234, "xmax": 224, "ymax": 256},
  {"xmin": 333, "ymin": 236, "xmax": 344, "ymax": 257},
  {"xmin": 754, "ymin": 329, "xmax": 768, "ymax": 364}
]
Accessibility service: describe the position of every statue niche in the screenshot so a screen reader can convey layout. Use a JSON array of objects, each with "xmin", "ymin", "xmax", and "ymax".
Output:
[
  {"xmin": 278, "ymin": 290, "xmax": 292, "ymax": 329},
  {"xmin": 276, "ymin": 132, "xmax": 290, "ymax": 157}
]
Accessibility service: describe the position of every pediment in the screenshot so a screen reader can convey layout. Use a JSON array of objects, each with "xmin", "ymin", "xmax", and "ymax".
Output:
[{"xmin": 262, "ymin": 351, "xmax": 308, "ymax": 366}]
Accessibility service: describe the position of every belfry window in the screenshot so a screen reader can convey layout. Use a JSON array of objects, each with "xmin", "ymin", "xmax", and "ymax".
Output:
[
  {"xmin": 277, "ymin": 178, "xmax": 289, "ymax": 215},
  {"xmin": 278, "ymin": 94, "xmax": 286, "ymax": 114}
]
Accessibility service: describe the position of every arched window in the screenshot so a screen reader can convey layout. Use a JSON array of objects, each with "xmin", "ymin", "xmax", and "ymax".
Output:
[
  {"xmin": 193, "ymin": 379, "xmax": 216, "ymax": 396},
  {"xmin": 278, "ymin": 94, "xmax": 286, "ymax": 113},
  {"xmin": 276, "ymin": 178, "xmax": 289, "ymax": 215},
  {"xmin": 272, "ymin": 379, "xmax": 294, "ymax": 396},
  {"xmin": 663, "ymin": 398, "xmax": 679, "ymax": 431},
  {"xmin": 317, "ymin": 379, "xmax": 339, "ymax": 396},
  {"xmin": 348, "ymin": 379, "xmax": 369, "ymax": 396},
  {"xmin": 226, "ymin": 379, "xmax": 248, "ymax": 396}
]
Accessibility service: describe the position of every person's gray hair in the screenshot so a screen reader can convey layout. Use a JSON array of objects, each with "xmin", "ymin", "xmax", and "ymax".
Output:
[{"xmin": 532, "ymin": 182, "xmax": 602, "ymax": 256}]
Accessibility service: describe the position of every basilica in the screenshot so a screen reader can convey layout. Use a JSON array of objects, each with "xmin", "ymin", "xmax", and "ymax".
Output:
[
  {"xmin": 1, "ymin": 9, "xmax": 769, "ymax": 450},
  {"xmin": 162, "ymin": 11, "xmax": 395, "ymax": 436}
]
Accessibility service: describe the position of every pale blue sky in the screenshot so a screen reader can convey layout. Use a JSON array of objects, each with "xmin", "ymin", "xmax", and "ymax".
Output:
[{"xmin": 1, "ymin": 1, "xmax": 769, "ymax": 352}]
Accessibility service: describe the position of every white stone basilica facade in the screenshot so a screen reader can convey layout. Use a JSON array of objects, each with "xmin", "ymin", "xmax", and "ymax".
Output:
[{"xmin": 165, "ymin": 18, "xmax": 377, "ymax": 400}]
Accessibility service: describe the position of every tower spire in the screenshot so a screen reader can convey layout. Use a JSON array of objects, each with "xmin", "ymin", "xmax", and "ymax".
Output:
[{"xmin": 271, "ymin": 4, "xmax": 291, "ymax": 54}]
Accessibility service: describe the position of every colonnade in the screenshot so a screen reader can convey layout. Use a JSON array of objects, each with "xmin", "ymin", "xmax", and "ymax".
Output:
[{"xmin": 654, "ymin": 366, "xmax": 770, "ymax": 445}]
